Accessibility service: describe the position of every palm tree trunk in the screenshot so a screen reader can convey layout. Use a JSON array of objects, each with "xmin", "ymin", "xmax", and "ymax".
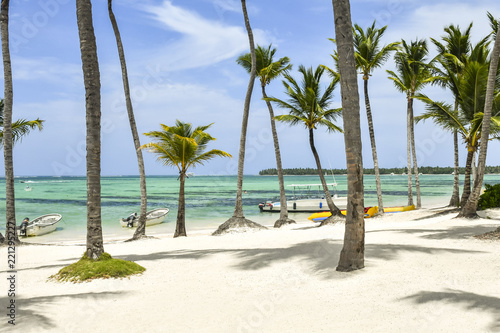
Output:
[
  {"xmin": 449, "ymin": 129, "xmax": 460, "ymax": 207},
  {"xmin": 232, "ymin": 0, "xmax": 255, "ymax": 219},
  {"xmin": 460, "ymin": 29, "xmax": 500, "ymax": 218},
  {"xmin": 77, "ymin": 0, "xmax": 104, "ymax": 260},
  {"xmin": 459, "ymin": 148, "xmax": 474, "ymax": 208},
  {"xmin": 308, "ymin": 128, "xmax": 342, "ymax": 217},
  {"xmin": 406, "ymin": 95, "xmax": 413, "ymax": 206},
  {"xmin": 174, "ymin": 172, "xmax": 187, "ymax": 237},
  {"xmin": 1, "ymin": 0, "xmax": 17, "ymax": 244},
  {"xmin": 409, "ymin": 95, "xmax": 421, "ymax": 208},
  {"xmin": 212, "ymin": 0, "xmax": 265, "ymax": 235},
  {"xmin": 363, "ymin": 78, "xmax": 384, "ymax": 213},
  {"xmin": 262, "ymin": 86, "xmax": 294, "ymax": 227},
  {"xmin": 333, "ymin": 0, "xmax": 365, "ymax": 272},
  {"xmin": 108, "ymin": 0, "xmax": 148, "ymax": 239}
]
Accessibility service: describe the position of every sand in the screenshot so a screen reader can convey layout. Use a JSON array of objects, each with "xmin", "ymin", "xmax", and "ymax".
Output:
[{"xmin": 2, "ymin": 204, "xmax": 500, "ymax": 333}]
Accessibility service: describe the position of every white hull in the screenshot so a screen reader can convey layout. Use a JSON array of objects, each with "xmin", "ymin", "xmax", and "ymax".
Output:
[
  {"xmin": 18, "ymin": 213, "xmax": 62, "ymax": 237},
  {"xmin": 260, "ymin": 197, "xmax": 347, "ymax": 213},
  {"xmin": 120, "ymin": 208, "xmax": 169, "ymax": 227}
]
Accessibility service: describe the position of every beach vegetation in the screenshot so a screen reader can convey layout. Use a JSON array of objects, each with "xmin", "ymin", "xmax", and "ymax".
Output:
[
  {"xmin": 431, "ymin": 23, "xmax": 476, "ymax": 207},
  {"xmin": 478, "ymin": 183, "xmax": 500, "ymax": 210},
  {"xmin": 387, "ymin": 39, "xmax": 440, "ymax": 209},
  {"xmin": 0, "ymin": 99, "xmax": 44, "ymax": 244},
  {"xmin": 237, "ymin": 44, "xmax": 295, "ymax": 228},
  {"xmin": 142, "ymin": 120, "xmax": 231, "ymax": 237},
  {"xmin": 108, "ymin": 0, "xmax": 148, "ymax": 240},
  {"xmin": 461, "ymin": 15, "xmax": 500, "ymax": 217},
  {"xmin": 213, "ymin": 0, "xmax": 267, "ymax": 236},
  {"xmin": 50, "ymin": 252, "xmax": 145, "ymax": 283},
  {"xmin": 267, "ymin": 65, "xmax": 344, "ymax": 222},
  {"xmin": 416, "ymin": 35, "xmax": 500, "ymax": 212},
  {"xmin": 331, "ymin": 0, "xmax": 365, "ymax": 271},
  {"xmin": 332, "ymin": 21, "xmax": 399, "ymax": 214}
]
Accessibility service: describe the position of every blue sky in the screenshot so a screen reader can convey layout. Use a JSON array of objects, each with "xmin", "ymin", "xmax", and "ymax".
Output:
[{"xmin": 2, "ymin": 0, "xmax": 500, "ymax": 176}]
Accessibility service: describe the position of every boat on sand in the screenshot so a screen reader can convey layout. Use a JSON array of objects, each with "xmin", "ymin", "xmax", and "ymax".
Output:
[
  {"xmin": 17, "ymin": 213, "xmax": 62, "ymax": 237},
  {"xmin": 119, "ymin": 208, "xmax": 169, "ymax": 228}
]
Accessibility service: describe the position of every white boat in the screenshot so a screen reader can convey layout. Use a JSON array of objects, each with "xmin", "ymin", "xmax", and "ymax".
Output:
[
  {"xmin": 24, "ymin": 185, "xmax": 33, "ymax": 191},
  {"xmin": 18, "ymin": 213, "xmax": 62, "ymax": 237},
  {"xmin": 120, "ymin": 208, "xmax": 169, "ymax": 228},
  {"xmin": 259, "ymin": 183, "xmax": 347, "ymax": 213}
]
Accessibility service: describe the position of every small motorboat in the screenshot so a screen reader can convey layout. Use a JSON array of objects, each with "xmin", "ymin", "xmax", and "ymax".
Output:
[
  {"xmin": 259, "ymin": 183, "xmax": 347, "ymax": 213},
  {"xmin": 17, "ymin": 213, "xmax": 62, "ymax": 237},
  {"xmin": 120, "ymin": 208, "xmax": 169, "ymax": 228}
]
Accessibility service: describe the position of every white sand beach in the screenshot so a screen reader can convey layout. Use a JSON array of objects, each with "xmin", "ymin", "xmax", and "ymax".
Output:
[{"xmin": 3, "ymin": 204, "xmax": 500, "ymax": 333}]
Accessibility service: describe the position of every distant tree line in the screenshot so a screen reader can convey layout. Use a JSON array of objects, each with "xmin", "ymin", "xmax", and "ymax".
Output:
[{"xmin": 259, "ymin": 166, "xmax": 500, "ymax": 176}]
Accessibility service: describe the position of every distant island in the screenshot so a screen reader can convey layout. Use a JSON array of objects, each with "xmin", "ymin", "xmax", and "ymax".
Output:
[{"xmin": 259, "ymin": 166, "xmax": 500, "ymax": 176}]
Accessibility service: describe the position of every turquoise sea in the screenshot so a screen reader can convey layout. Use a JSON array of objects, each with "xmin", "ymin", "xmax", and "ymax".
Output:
[{"xmin": 1, "ymin": 174, "xmax": 500, "ymax": 243}]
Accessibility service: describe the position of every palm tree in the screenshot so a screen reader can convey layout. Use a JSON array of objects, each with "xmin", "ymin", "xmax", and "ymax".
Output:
[
  {"xmin": 431, "ymin": 23, "xmax": 475, "ymax": 207},
  {"xmin": 267, "ymin": 65, "xmax": 344, "ymax": 223},
  {"xmin": 461, "ymin": 14, "xmax": 500, "ymax": 217},
  {"xmin": 213, "ymin": 0, "xmax": 266, "ymax": 235},
  {"xmin": 416, "ymin": 44, "xmax": 500, "ymax": 210},
  {"xmin": 349, "ymin": 21, "xmax": 399, "ymax": 214},
  {"xmin": 141, "ymin": 121, "xmax": 231, "ymax": 237},
  {"xmin": 236, "ymin": 45, "xmax": 295, "ymax": 228},
  {"xmin": 331, "ymin": 0, "xmax": 365, "ymax": 272},
  {"xmin": 76, "ymin": 0, "xmax": 104, "ymax": 260},
  {"xmin": 108, "ymin": 0, "xmax": 148, "ymax": 240},
  {"xmin": 0, "ymin": 100, "xmax": 44, "ymax": 146},
  {"xmin": 387, "ymin": 39, "xmax": 439, "ymax": 208},
  {"xmin": 1, "ymin": 0, "xmax": 15, "ymax": 244}
]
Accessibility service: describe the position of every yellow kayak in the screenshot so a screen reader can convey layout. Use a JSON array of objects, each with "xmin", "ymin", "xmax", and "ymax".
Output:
[{"xmin": 308, "ymin": 206, "xmax": 379, "ymax": 222}]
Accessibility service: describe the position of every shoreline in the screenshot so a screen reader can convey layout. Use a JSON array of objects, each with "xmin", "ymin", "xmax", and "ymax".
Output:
[
  {"xmin": 4, "ymin": 204, "xmax": 500, "ymax": 332},
  {"xmin": 13, "ymin": 198, "xmax": 455, "ymax": 246}
]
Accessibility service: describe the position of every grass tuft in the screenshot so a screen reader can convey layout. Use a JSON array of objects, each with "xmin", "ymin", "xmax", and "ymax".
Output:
[{"xmin": 50, "ymin": 252, "xmax": 145, "ymax": 283}]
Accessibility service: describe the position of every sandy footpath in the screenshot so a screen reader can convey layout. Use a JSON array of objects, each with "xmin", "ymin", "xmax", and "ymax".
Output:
[{"xmin": 2, "ymin": 205, "xmax": 500, "ymax": 333}]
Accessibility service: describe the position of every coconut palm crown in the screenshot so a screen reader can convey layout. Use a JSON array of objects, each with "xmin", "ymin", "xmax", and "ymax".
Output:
[
  {"xmin": 141, "ymin": 120, "xmax": 231, "ymax": 237},
  {"xmin": 0, "ymin": 99, "xmax": 44, "ymax": 146},
  {"xmin": 267, "ymin": 65, "xmax": 344, "ymax": 220}
]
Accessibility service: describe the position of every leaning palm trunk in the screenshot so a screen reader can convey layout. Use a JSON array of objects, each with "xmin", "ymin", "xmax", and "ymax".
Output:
[
  {"xmin": 459, "ymin": 148, "xmax": 474, "ymax": 208},
  {"xmin": 460, "ymin": 29, "xmax": 500, "ymax": 218},
  {"xmin": 1, "ymin": 0, "xmax": 17, "ymax": 244},
  {"xmin": 308, "ymin": 129, "xmax": 342, "ymax": 222},
  {"xmin": 449, "ymin": 129, "xmax": 460, "ymax": 207},
  {"xmin": 409, "ymin": 96, "xmax": 421, "ymax": 208},
  {"xmin": 406, "ymin": 94, "xmax": 414, "ymax": 206},
  {"xmin": 77, "ymin": 0, "xmax": 104, "ymax": 259},
  {"xmin": 363, "ymin": 79, "xmax": 384, "ymax": 213},
  {"xmin": 108, "ymin": 0, "xmax": 147, "ymax": 239},
  {"xmin": 262, "ymin": 87, "xmax": 294, "ymax": 227},
  {"xmin": 213, "ymin": 0, "xmax": 265, "ymax": 235},
  {"xmin": 175, "ymin": 172, "xmax": 187, "ymax": 237},
  {"xmin": 333, "ymin": 0, "xmax": 365, "ymax": 272}
]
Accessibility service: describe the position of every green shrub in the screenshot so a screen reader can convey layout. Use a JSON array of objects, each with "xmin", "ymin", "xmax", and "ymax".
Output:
[
  {"xmin": 478, "ymin": 183, "xmax": 500, "ymax": 210},
  {"xmin": 50, "ymin": 252, "xmax": 145, "ymax": 283}
]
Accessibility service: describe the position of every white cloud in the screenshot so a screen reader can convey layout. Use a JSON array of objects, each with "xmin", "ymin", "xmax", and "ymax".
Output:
[{"xmin": 140, "ymin": 0, "xmax": 270, "ymax": 71}]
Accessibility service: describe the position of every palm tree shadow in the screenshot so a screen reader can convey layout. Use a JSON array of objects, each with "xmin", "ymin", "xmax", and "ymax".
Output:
[
  {"xmin": 402, "ymin": 289, "xmax": 500, "ymax": 331},
  {"xmin": 2, "ymin": 291, "xmax": 126, "ymax": 331},
  {"xmin": 367, "ymin": 224, "xmax": 497, "ymax": 240},
  {"xmin": 119, "ymin": 240, "xmax": 483, "ymax": 280}
]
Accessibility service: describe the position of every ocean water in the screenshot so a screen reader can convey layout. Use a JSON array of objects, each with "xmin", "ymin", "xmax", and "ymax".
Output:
[{"xmin": 1, "ymin": 174, "xmax": 500, "ymax": 242}]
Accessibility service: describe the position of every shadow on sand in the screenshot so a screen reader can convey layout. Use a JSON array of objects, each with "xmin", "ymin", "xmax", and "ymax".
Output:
[
  {"xmin": 2, "ymin": 291, "xmax": 127, "ymax": 332},
  {"xmin": 403, "ymin": 289, "xmax": 500, "ymax": 331}
]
